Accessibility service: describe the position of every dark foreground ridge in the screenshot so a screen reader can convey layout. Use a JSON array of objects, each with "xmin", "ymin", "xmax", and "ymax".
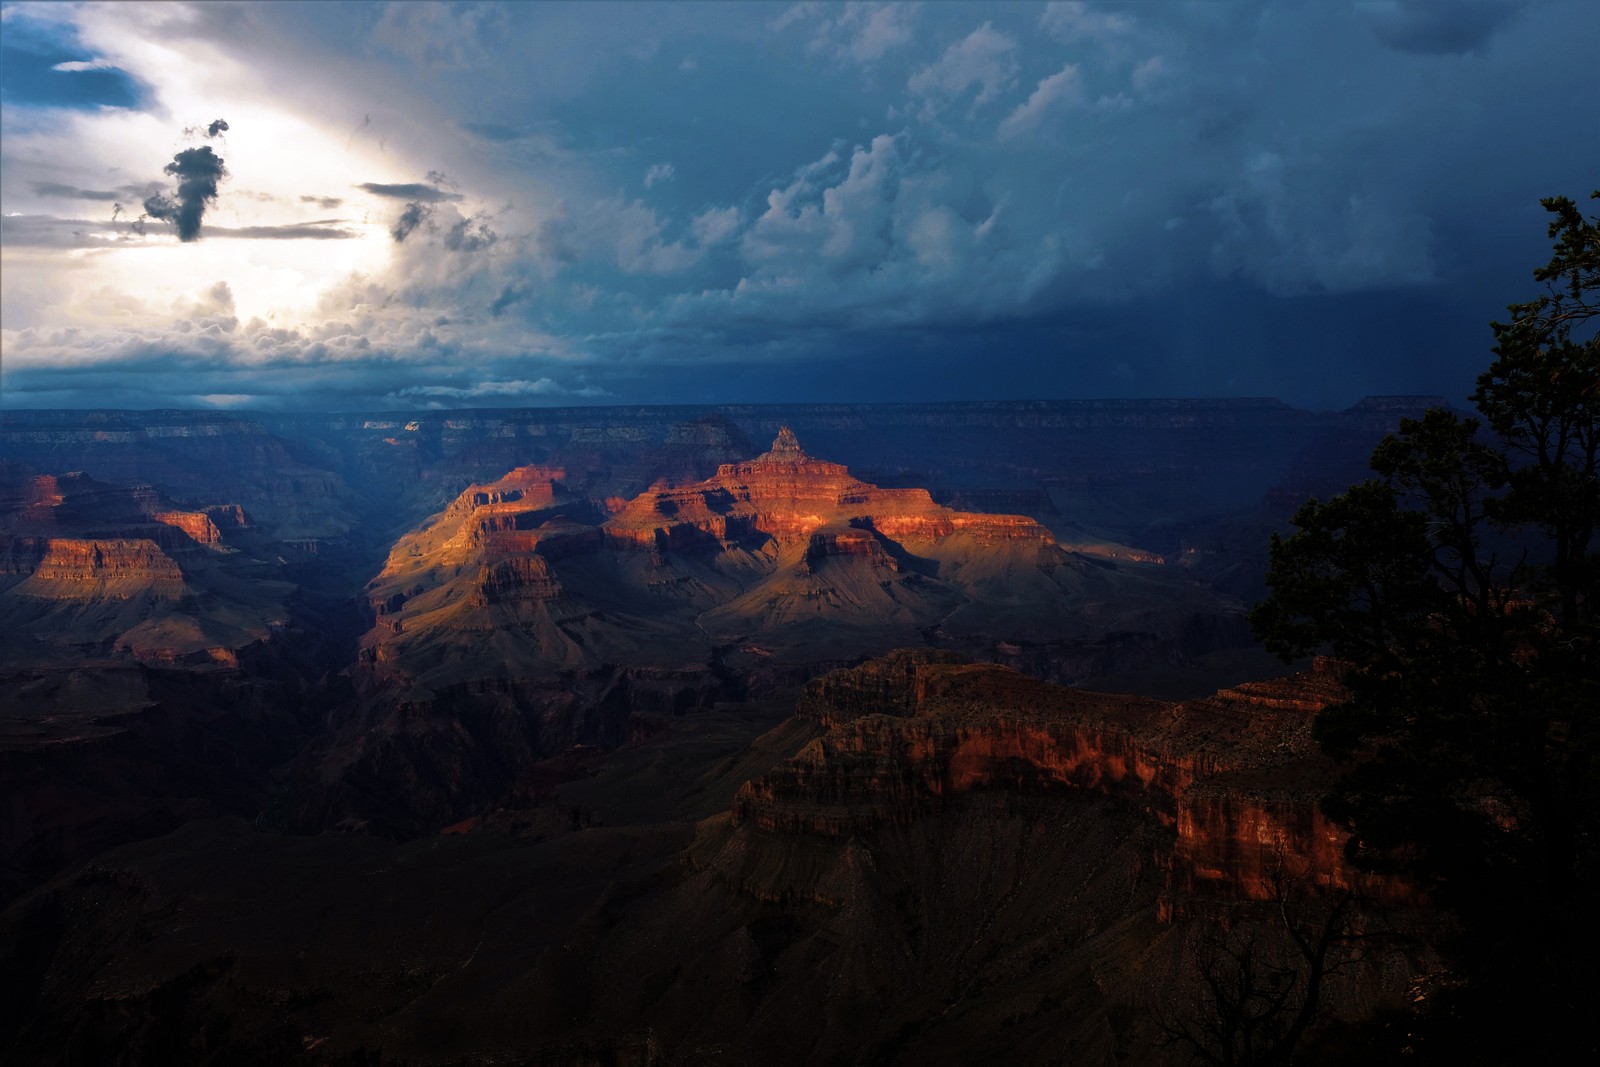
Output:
[{"xmin": 2, "ymin": 651, "xmax": 1427, "ymax": 1065}]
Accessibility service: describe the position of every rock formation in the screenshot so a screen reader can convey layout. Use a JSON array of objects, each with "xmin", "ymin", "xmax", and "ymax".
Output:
[
  {"xmin": 0, "ymin": 468, "xmax": 296, "ymax": 672},
  {"xmin": 320, "ymin": 431, "xmax": 1248, "ymax": 836},
  {"xmin": 719, "ymin": 650, "xmax": 1398, "ymax": 907}
]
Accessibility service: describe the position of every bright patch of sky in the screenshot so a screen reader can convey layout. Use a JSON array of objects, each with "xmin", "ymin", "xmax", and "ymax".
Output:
[{"xmin": 0, "ymin": 0, "xmax": 1594, "ymax": 410}]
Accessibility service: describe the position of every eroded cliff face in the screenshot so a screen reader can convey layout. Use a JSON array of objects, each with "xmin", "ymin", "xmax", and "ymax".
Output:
[
  {"xmin": 604, "ymin": 426, "xmax": 1058, "ymax": 553},
  {"xmin": 0, "ymin": 470, "xmax": 301, "ymax": 673},
  {"xmin": 0, "ymin": 460, "xmax": 372, "ymax": 906},
  {"xmin": 722, "ymin": 651, "xmax": 1396, "ymax": 907},
  {"xmin": 11, "ymin": 537, "xmax": 185, "ymax": 593},
  {"xmin": 312, "ymin": 431, "xmax": 1265, "ymax": 837}
]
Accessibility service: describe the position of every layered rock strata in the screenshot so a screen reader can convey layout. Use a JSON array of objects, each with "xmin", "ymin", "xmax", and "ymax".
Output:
[
  {"xmin": 728, "ymin": 650, "xmax": 1394, "ymax": 905},
  {"xmin": 0, "ymin": 468, "xmax": 292, "ymax": 669}
]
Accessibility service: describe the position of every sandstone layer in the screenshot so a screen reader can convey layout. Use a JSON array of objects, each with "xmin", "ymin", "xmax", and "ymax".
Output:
[{"xmin": 719, "ymin": 650, "xmax": 1398, "ymax": 908}]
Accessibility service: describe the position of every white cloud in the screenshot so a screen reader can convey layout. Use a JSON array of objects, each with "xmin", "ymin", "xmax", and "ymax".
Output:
[
  {"xmin": 1040, "ymin": 2, "xmax": 1133, "ymax": 43},
  {"xmin": 691, "ymin": 205, "xmax": 741, "ymax": 246},
  {"xmin": 997, "ymin": 63, "xmax": 1080, "ymax": 139},
  {"xmin": 51, "ymin": 59, "xmax": 121, "ymax": 72},
  {"xmin": 772, "ymin": 2, "xmax": 822, "ymax": 32},
  {"xmin": 829, "ymin": 2, "xmax": 920, "ymax": 64},
  {"xmin": 907, "ymin": 22, "xmax": 1017, "ymax": 118},
  {"xmin": 371, "ymin": 1, "xmax": 508, "ymax": 70},
  {"xmin": 1131, "ymin": 55, "xmax": 1166, "ymax": 94},
  {"xmin": 644, "ymin": 162, "xmax": 675, "ymax": 188}
]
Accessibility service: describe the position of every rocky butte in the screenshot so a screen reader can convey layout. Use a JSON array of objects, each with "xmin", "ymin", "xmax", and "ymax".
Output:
[
  {"xmin": 714, "ymin": 649, "xmax": 1403, "ymax": 910},
  {"xmin": 314, "ymin": 430, "xmax": 1245, "ymax": 835}
]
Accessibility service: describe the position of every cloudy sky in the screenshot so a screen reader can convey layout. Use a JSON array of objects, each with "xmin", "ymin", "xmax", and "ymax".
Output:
[{"xmin": 1, "ymin": 1, "xmax": 1594, "ymax": 411}]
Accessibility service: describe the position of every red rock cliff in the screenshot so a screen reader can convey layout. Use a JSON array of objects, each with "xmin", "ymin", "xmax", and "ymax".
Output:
[
  {"xmin": 731, "ymin": 651, "xmax": 1398, "ymax": 905},
  {"xmin": 605, "ymin": 428, "xmax": 1056, "ymax": 552}
]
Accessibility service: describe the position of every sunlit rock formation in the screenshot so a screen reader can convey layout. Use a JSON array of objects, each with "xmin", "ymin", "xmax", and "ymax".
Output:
[
  {"xmin": 322, "ymin": 431, "xmax": 1245, "ymax": 835},
  {"xmin": 719, "ymin": 650, "xmax": 1399, "ymax": 907}
]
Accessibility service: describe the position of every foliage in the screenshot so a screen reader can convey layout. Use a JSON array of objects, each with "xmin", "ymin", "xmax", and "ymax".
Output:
[{"xmin": 1250, "ymin": 193, "xmax": 1599, "ymax": 1060}]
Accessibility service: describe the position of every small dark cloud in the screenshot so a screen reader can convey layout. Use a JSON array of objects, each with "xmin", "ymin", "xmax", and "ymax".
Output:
[
  {"xmin": 142, "ymin": 143, "xmax": 227, "ymax": 242},
  {"xmin": 445, "ymin": 214, "xmax": 497, "ymax": 253},
  {"xmin": 32, "ymin": 181, "xmax": 121, "ymax": 202},
  {"xmin": 183, "ymin": 117, "xmax": 232, "ymax": 138},
  {"xmin": 489, "ymin": 285, "xmax": 526, "ymax": 317},
  {"xmin": 358, "ymin": 182, "xmax": 463, "ymax": 203},
  {"xmin": 300, "ymin": 195, "xmax": 344, "ymax": 209},
  {"xmin": 206, "ymin": 222, "xmax": 358, "ymax": 241},
  {"xmin": 110, "ymin": 203, "xmax": 146, "ymax": 238},
  {"xmin": 1366, "ymin": 0, "xmax": 1523, "ymax": 55},
  {"xmin": 392, "ymin": 202, "xmax": 434, "ymax": 242}
]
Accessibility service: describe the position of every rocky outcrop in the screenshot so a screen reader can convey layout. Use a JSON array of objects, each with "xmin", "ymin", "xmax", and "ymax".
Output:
[
  {"xmin": 479, "ymin": 555, "xmax": 564, "ymax": 604},
  {"xmin": 0, "ymin": 471, "xmax": 239, "ymax": 558},
  {"xmin": 604, "ymin": 428, "xmax": 1057, "ymax": 553},
  {"xmin": 148, "ymin": 510, "xmax": 222, "ymax": 545},
  {"xmin": 26, "ymin": 538, "xmax": 184, "ymax": 587},
  {"xmin": 0, "ymin": 467, "xmax": 302, "ymax": 676},
  {"xmin": 728, "ymin": 651, "xmax": 1397, "ymax": 906}
]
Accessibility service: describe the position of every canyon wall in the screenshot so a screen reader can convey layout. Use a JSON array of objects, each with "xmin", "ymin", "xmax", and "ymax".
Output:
[{"xmin": 725, "ymin": 651, "xmax": 1396, "ymax": 907}]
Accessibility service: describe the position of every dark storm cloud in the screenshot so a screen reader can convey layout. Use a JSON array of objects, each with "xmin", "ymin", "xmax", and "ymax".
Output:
[
  {"xmin": 31, "ymin": 181, "xmax": 119, "ymax": 202},
  {"xmin": 392, "ymin": 202, "xmax": 434, "ymax": 242},
  {"xmin": 142, "ymin": 144, "xmax": 228, "ymax": 242},
  {"xmin": 445, "ymin": 214, "xmax": 497, "ymax": 253},
  {"xmin": 2, "ymin": 214, "xmax": 353, "ymax": 247},
  {"xmin": 205, "ymin": 222, "xmax": 358, "ymax": 240},
  {"xmin": 183, "ymin": 117, "xmax": 232, "ymax": 138},
  {"xmin": 110, "ymin": 203, "xmax": 146, "ymax": 238},
  {"xmin": 31, "ymin": 180, "xmax": 163, "ymax": 202},
  {"xmin": 357, "ymin": 182, "xmax": 463, "ymax": 203},
  {"xmin": 489, "ymin": 285, "xmax": 527, "ymax": 317},
  {"xmin": 1364, "ymin": 0, "xmax": 1524, "ymax": 55}
]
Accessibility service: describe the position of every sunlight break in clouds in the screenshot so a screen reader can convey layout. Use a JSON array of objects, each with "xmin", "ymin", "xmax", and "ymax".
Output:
[{"xmin": 2, "ymin": 1, "xmax": 1596, "ymax": 410}]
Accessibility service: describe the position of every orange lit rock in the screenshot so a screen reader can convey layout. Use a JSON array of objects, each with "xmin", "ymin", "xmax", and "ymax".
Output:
[
  {"xmin": 731, "ymin": 651, "xmax": 1402, "ymax": 905},
  {"xmin": 4, "ymin": 537, "xmax": 184, "ymax": 595},
  {"xmin": 604, "ymin": 428, "xmax": 1056, "ymax": 553}
]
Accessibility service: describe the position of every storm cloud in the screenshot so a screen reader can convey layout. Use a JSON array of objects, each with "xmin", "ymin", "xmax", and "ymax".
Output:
[
  {"xmin": 2, "ymin": 1, "xmax": 1597, "ymax": 412},
  {"xmin": 142, "ymin": 144, "xmax": 227, "ymax": 242},
  {"xmin": 391, "ymin": 201, "xmax": 434, "ymax": 242},
  {"xmin": 31, "ymin": 181, "xmax": 120, "ymax": 202},
  {"xmin": 358, "ymin": 182, "xmax": 463, "ymax": 203}
]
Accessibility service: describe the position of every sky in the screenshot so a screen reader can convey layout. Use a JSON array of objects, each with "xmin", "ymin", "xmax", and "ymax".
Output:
[{"xmin": 0, "ymin": 0, "xmax": 1595, "ymax": 412}]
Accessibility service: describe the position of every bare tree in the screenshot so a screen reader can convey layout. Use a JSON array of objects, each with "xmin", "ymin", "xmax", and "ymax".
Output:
[{"xmin": 1159, "ymin": 866, "xmax": 1369, "ymax": 1067}]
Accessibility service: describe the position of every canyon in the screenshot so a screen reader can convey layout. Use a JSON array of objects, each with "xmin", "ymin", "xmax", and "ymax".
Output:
[{"xmin": 0, "ymin": 399, "xmax": 1442, "ymax": 1064}]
